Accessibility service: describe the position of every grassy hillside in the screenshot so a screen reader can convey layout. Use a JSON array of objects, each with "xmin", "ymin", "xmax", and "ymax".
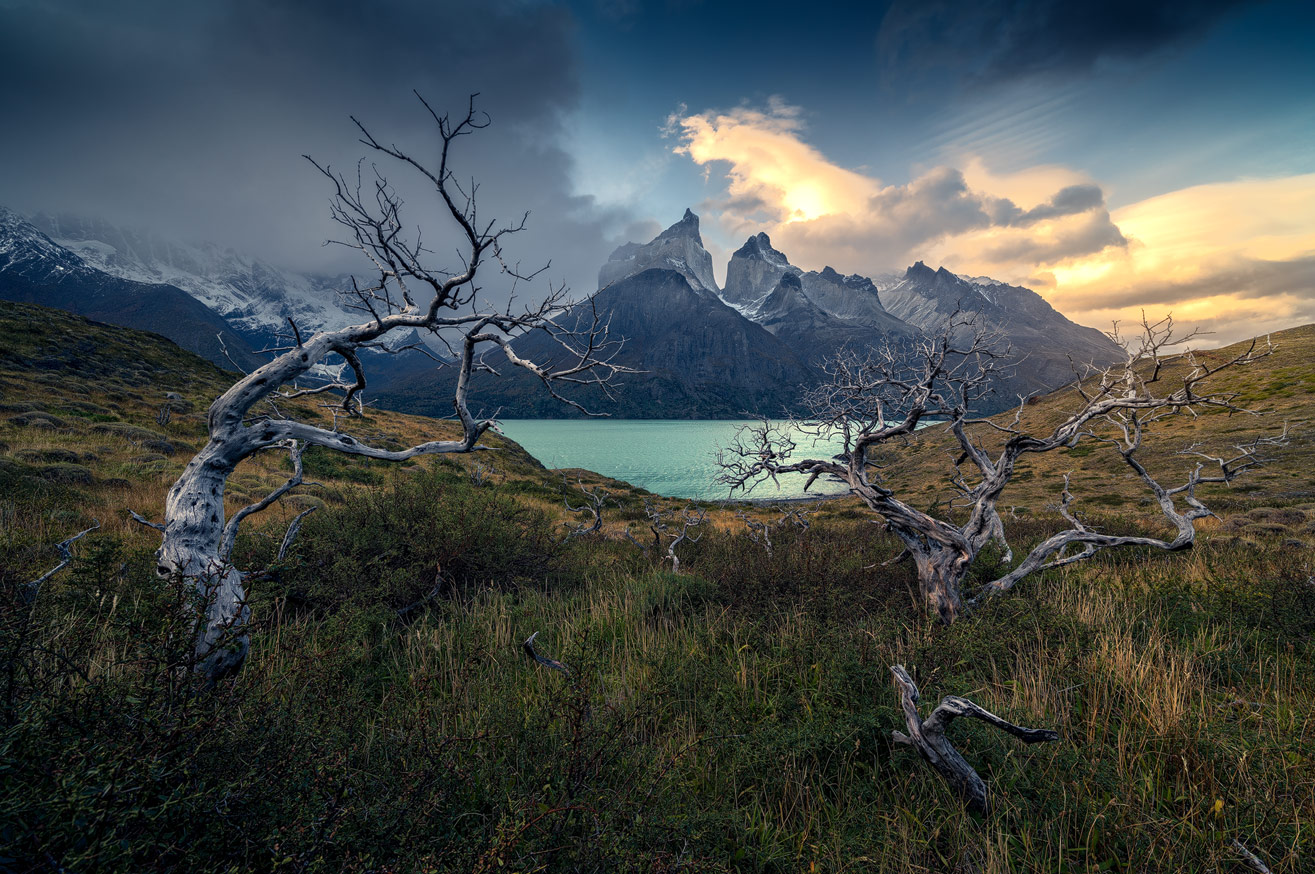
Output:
[{"xmin": 1, "ymin": 301, "xmax": 1313, "ymax": 872}]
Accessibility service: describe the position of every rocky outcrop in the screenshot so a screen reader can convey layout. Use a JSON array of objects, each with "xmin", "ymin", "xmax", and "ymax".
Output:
[{"xmin": 722, "ymin": 232, "xmax": 797, "ymax": 310}]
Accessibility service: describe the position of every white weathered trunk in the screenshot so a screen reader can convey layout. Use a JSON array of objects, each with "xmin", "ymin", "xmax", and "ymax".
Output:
[{"xmin": 158, "ymin": 439, "xmax": 251, "ymax": 680}]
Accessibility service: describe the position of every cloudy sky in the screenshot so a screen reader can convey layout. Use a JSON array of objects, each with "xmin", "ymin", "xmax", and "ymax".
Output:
[{"xmin": 2, "ymin": 0, "xmax": 1312, "ymax": 344}]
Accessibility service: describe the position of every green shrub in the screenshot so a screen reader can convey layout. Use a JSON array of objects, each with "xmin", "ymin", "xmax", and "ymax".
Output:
[{"xmin": 270, "ymin": 467, "xmax": 564, "ymax": 613}]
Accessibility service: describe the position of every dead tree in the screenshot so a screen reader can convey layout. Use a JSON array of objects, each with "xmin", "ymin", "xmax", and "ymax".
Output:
[
  {"xmin": 736, "ymin": 502, "xmax": 818, "ymax": 555},
  {"xmin": 736, "ymin": 509, "xmax": 775, "ymax": 555},
  {"xmin": 561, "ymin": 477, "xmax": 610, "ymax": 539},
  {"xmin": 890, "ymin": 665, "xmax": 1058, "ymax": 813},
  {"xmin": 134, "ymin": 94, "xmax": 627, "ymax": 682},
  {"xmin": 719, "ymin": 313, "xmax": 1280, "ymax": 623},
  {"xmin": 625, "ymin": 499, "xmax": 706, "ymax": 574}
]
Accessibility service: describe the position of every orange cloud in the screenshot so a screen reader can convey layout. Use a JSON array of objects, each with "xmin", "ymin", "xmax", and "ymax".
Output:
[
  {"xmin": 670, "ymin": 100, "xmax": 876, "ymax": 226},
  {"xmin": 671, "ymin": 101, "xmax": 1315, "ymax": 345},
  {"xmin": 1041, "ymin": 176, "xmax": 1315, "ymax": 343}
]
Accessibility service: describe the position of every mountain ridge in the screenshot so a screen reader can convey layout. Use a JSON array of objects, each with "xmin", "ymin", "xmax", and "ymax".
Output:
[
  {"xmin": 3, "ymin": 204, "xmax": 1129, "ymax": 418},
  {"xmin": 0, "ymin": 209, "xmax": 263, "ymax": 372}
]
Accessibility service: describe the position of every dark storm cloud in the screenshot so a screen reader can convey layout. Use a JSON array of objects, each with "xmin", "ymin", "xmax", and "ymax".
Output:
[
  {"xmin": 989, "ymin": 184, "xmax": 1108, "ymax": 226},
  {"xmin": 0, "ymin": 0, "xmax": 625, "ymax": 298},
  {"xmin": 982, "ymin": 210, "xmax": 1128, "ymax": 264},
  {"xmin": 877, "ymin": 0, "xmax": 1248, "ymax": 91}
]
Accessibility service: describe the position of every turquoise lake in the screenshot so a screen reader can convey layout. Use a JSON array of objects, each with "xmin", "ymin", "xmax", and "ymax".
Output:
[{"xmin": 497, "ymin": 420, "xmax": 851, "ymax": 501}]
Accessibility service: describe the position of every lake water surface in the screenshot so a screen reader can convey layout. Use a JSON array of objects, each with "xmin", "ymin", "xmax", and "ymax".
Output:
[{"xmin": 497, "ymin": 419, "xmax": 851, "ymax": 501}]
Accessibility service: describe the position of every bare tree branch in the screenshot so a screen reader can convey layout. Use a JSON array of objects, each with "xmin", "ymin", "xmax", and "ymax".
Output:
[
  {"xmin": 23, "ymin": 521, "xmax": 100, "ymax": 603},
  {"xmin": 890, "ymin": 665, "xmax": 1057, "ymax": 814},
  {"xmin": 220, "ymin": 440, "xmax": 313, "ymax": 561}
]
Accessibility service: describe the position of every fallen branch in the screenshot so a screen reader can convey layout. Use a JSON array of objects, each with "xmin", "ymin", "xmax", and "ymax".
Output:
[
  {"xmin": 523, "ymin": 631, "xmax": 571, "ymax": 676},
  {"xmin": 889, "ymin": 664, "xmax": 1058, "ymax": 814},
  {"xmin": 1230, "ymin": 838, "xmax": 1272, "ymax": 874},
  {"xmin": 23, "ymin": 521, "xmax": 100, "ymax": 603}
]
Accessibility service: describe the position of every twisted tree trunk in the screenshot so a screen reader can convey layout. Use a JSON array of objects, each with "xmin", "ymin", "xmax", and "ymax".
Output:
[
  {"xmin": 158, "ymin": 443, "xmax": 250, "ymax": 677},
  {"xmin": 134, "ymin": 95, "xmax": 628, "ymax": 683}
]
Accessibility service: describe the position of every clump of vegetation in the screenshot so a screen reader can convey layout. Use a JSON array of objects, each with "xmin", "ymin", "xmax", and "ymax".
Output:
[{"xmin": 4, "ymin": 493, "xmax": 1314, "ymax": 871}]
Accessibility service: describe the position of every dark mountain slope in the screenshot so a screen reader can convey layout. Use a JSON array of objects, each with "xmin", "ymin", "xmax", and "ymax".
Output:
[
  {"xmin": 374, "ymin": 268, "xmax": 816, "ymax": 419},
  {"xmin": 0, "ymin": 209, "xmax": 261, "ymax": 372}
]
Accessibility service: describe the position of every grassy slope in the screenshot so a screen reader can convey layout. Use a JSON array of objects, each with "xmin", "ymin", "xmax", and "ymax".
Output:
[{"xmin": 1, "ymin": 301, "xmax": 1313, "ymax": 872}]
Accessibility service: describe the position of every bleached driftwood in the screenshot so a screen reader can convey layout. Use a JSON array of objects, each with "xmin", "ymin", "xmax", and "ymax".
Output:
[
  {"xmin": 523, "ymin": 631, "xmax": 571, "ymax": 676},
  {"xmin": 889, "ymin": 665, "xmax": 1058, "ymax": 814}
]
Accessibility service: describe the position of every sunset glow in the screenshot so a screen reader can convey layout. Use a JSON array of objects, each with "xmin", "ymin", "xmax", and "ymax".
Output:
[{"xmin": 669, "ymin": 102, "xmax": 1315, "ymax": 345}]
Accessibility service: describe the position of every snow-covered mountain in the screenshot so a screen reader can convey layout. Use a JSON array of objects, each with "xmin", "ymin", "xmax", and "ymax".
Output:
[
  {"xmin": 6, "ymin": 201, "xmax": 1127, "ymax": 417},
  {"xmin": 29, "ymin": 213, "xmax": 361, "ymax": 349},
  {"xmin": 0, "ymin": 208, "xmax": 263, "ymax": 371}
]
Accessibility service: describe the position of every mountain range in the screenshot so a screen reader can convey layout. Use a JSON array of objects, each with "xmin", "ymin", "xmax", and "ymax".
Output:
[
  {"xmin": 373, "ymin": 210, "xmax": 1124, "ymax": 417},
  {"xmin": 1, "ymin": 205, "xmax": 1124, "ymax": 418}
]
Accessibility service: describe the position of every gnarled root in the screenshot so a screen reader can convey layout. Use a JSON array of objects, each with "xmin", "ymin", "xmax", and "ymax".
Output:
[{"xmin": 889, "ymin": 664, "xmax": 1058, "ymax": 814}]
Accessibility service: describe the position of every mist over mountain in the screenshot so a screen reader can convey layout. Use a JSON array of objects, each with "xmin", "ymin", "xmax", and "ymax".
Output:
[
  {"xmin": 29, "ymin": 213, "xmax": 360, "ymax": 352},
  {"xmin": 0, "ymin": 209, "xmax": 262, "ymax": 372},
  {"xmin": 3, "ymin": 204, "xmax": 1126, "ymax": 418}
]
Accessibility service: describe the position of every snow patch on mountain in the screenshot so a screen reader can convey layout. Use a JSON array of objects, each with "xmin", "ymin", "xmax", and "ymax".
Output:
[{"xmin": 30, "ymin": 213, "xmax": 361, "ymax": 342}]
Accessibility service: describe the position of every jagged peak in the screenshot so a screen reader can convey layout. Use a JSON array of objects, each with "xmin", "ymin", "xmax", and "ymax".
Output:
[
  {"xmin": 732, "ymin": 231, "xmax": 790, "ymax": 265},
  {"xmin": 904, "ymin": 260, "xmax": 936, "ymax": 280},
  {"xmin": 654, "ymin": 208, "xmax": 702, "ymax": 244},
  {"xmin": 776, "ymin": 270, "xmax": 802, "ymax": 289},
  {"xmin": 812, "ymin": 265, "xmax": 877, "ymax": 292}
]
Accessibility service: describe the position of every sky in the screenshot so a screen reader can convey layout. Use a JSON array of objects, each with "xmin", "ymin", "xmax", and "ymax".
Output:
[{"xmin": 1, "ymin": 0, "xmax": 1312, "ymax": 345}]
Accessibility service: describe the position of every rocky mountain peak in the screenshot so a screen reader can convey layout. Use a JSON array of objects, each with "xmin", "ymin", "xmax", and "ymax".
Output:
[
  {"xmin": 733, "ymin": 232, "xmax": 790, "ymax": 266},
  {"xmin": 598, "ymin": 210, "xmax": 718, "ymax": 295},
  {"xmin": 723, "ymin": 232, "xmax": 798, "ymax": 309},
  {"xmin": 905, "ymin": 260, "xmax": 936, "ymax": 280},
  {"xmin": 654, "ymin": 208, "xmax": 703, "ymax": 245}
]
